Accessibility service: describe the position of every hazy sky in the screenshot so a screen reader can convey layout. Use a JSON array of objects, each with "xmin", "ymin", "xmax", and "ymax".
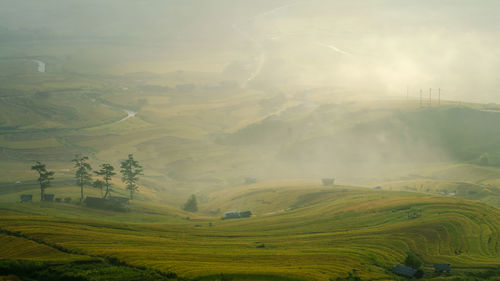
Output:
[{"xmin": 1, "ymin": 0, "xmax": 500, "ymax": 102}]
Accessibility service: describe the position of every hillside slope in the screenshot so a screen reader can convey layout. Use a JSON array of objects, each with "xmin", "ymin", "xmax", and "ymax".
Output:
[{"xmin": 0, "ymin": 184, "xmax": 499, "ymax": 280}]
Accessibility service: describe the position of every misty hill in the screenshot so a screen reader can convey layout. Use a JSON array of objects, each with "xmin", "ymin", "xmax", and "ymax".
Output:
[
  {"xmin": 220, "ymin": 105, "xmax": 500, "ymax": 179},
  {"xmin": 2, "ymin": 1, "xmax": 500, "ymax": 280}
]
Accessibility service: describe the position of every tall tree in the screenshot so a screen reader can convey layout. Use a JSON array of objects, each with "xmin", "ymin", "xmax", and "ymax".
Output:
[
  {"xmin": 31, "ymin": 161, "xmax": 55, "ymax": 201},
  {"xmin": 72, "ymin": 154, "xmax": 92, "ymax": 202},
  {"xmin": 92, "ymin": 179, "xmax": 105, "ymax": 197},
  {"xmin": 183, "ymin": 194, "xmax": 198, "ymax": 212},
  {"xmin": 94, "ymin": 163, "xmax": 115, "ymax": 199},
  {"xmin": 120, "ymin": 154, "xmax": 143, "ymax": 200}
]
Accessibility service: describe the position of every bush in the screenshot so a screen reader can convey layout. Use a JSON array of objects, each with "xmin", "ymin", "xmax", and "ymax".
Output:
[
  {"xmin": 479, "ymin": 153, "xmax": 490, "ymax": 166},
  {"xmin": 414, "ymin": 269, "xmax": 424, "ymax": 279},
  {"xmin": 404, "ymin": 252, "xmax": 422, "ymax": 269},
  {"xmin": 330, "ymin": 270, "xmax": 363, "ymax": 281},
  {"xmin": 183, "ymin": 195, "xmax": 198, "ymax": 212},
  {"xmin": 0, "ymin": 259, "xmax": 178, "ymax": 281},
  {"xmin": 0, "ymin": 275, "xmax": 21, "ymax": 281}
]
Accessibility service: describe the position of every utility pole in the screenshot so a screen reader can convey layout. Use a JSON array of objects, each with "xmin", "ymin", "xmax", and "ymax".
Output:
[
  {"xmin": 438, "ymin": 88, "xmax": 441, "ymax": 106},
  {"xmin": 420, "ymin": 89, "xmax": 422, "ymax": 107},
  {"xmin": 429, "ymin": 88, "xmax": 432, "ymax": 106},
  {"xmin": 406, "ymin": 86, "xmax": 409, "ymax": 100}
]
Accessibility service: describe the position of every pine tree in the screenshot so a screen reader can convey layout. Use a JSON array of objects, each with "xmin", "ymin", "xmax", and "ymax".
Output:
[
  {"xmin": 404, "ymin": 252, "xmax": 422, "ymax": 269},
  {"xmin": 92, "ymin": 179, "xmax": 105, "ymax": 197},
  {"xmin": 120, "ymin": 154, "xmax": 143, "ymax": 200},
  {"xmin": 31, "ymin": 161, "xmax": 55, "ymax": 201},
  {"xmin": 94, "ymin": 163, "xmax": 115, "ymax": 199},
  {"xmin": 183, "ymin": 194, "xmax": 198, "ymax": 212},
  {"xmin": 72, "ymin": 154, "xmax": 92, "ymax": 202}
]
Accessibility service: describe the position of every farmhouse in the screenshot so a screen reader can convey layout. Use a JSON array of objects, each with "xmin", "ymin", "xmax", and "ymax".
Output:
[
  {"xmin": 110, "ymin": 196, "xmax": 130, "ymax": 204},
  {"xmin": 321, "ymin": 178, "xmax": 335, "ymax": 186},
  {"xmin": 20, "ymin": 194, "xmax": 32, "ymax": 202},
  {"xmin": 43, "ymin": 194, "xmax": 54, "ymax": 202},
  {"xmin": 85, "ymin": 196, "xmax": 125, "ymax": 212},
  {"xmin": 392, "ymin": 265, "xmax": 423, "ymax": 278},
  {"xmin": 245, "ymin": 177, "xmax": 257, "ymax": 185},
  {"xmin": 434, "ymin": 264, "xmax": 451, "ymax": 273},
  {"xmin": 239, "ymin": 210, "xmax": 252, "ymax": 218},
  {"xmin": 222, "ymin": 212, "xmax": 240, "ymax": 220},
  {"xmin": 85, "ymin": 196, "xmax": 104, "ymax": 208},
  {"xmin": 221, "ymin": 211, "xmax": 253, "ymax": 220}
]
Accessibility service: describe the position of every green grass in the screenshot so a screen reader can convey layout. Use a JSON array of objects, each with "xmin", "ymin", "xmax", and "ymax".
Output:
[
  {"xmin": 0, "ymin": 234, "xmax": 82, "ymax": 261},
  {"xmin": 194, "ymin": 273, "xmax": 303, "ymax": 281},
  {"xmin": 0, "ymin": 259, "xmax": 181, "ymax": 281},
  {"xmin": 0, "ymin": 183, "xmax": 498, "ymax": 280}
]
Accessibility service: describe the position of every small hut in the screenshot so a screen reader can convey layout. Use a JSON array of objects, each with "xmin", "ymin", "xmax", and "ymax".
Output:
[
  {"xmin": 392, "ymin": 265, "xmax": 423, "ymax": 278},
  {"xmin": 43, "ymin": 194, "xmax": 54, "ymax": 202},
  {"xmin": 20, "ymin": 194, "xmax": 32, "ymax": 202},
  {"xmin": 322, "ymin": 178, "xmax": 335, "ymax": 186},
  {"xmin": 408, "ymin": 209, "xmax": 422, "ymax": 219},
  {"xmin": 239, "ymin": 211, "xmax": 252, "ymax": 218},
  {"xmin": 434, "ymin": 264, "xmax": 451, "ymax": 273},
  {"xmin": 222, "ymin": 212, "xmax": 240, "ymax": 220},
  {"xmin": 85, "ymin": 196, "xmax": 105, "ymax": 207},
  {"xmin": 245, "ymin": 177, "xmax": 257, "ymax": 185},
  {"xmin": 110, "ymin": 196, "xmax": 130, "ymax": 204}
]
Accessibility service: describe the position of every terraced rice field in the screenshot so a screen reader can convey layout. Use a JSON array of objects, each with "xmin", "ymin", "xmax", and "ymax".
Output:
[{"xmin": 0, "ymin": 185, "xmax": 498, "ymax": 280}]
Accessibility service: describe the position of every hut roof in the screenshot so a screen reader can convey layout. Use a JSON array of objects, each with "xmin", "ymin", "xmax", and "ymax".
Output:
[
  {"xmin": 434, "ymin": 264, "xmax": 451, "ymax": 271},
  {"xmin": 393, "ymin": 265, "xmax": 417, "ymax": 278}
]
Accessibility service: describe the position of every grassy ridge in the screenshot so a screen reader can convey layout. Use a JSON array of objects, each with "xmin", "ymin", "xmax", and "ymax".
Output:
[
  {"xmin": 0, "ymin": 259, "xmax": 182, "ymax": 281},
  {"xmin": 0, "ymin": 234, "xmax": 81, "ymax": 261},
  {"xmin": 0, "ymin": 185, "xmax": 498, "ymax": 280}
]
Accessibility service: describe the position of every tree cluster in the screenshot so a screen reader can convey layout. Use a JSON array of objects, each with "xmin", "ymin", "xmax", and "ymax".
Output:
[
  {"xmin": 31, "ymin": 154, "xmax": 143, "ymax": 202},
  {"xmin": 404, "ymin": 252, "xmax": 423, "ymax": 269},
  {"xmin": 183, "ymin": 194, "xmax": 198, "ymax": 212}
]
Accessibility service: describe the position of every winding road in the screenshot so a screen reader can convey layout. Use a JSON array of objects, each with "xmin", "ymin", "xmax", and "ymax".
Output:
[
  {"xmin": 118, "ymin": 109, "xmax": 137, "ymax": 123},
  {"xmin": 33, "ymin": 60, "xmax": 46, "ymax": 73},
  {"xmin": 232, "ymin": 1, "xmax": 305, "ymax": 88}
]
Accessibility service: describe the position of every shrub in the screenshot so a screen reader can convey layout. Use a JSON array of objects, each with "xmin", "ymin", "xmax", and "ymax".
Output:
[
  {"xmin": 330, "ymin": 270, "xmax": 363, "ymax": 281},
  {"xmin": 404, "ymin": 252, "xmax": 422, "ymax": 269},
  {"xmin": 183, "ymin": 195, "xmax": 198, "ymax": 212},
  {"xmin": 479, "ymin": 153, "xmax": 490, "ymax": 166},
  {"xmin": 0, "ymin": 259, "xmax": 178, "ymax": 281}
]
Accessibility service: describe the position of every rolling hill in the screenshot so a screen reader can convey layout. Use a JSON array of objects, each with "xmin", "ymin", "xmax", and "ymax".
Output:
[{"xmin": 0, "ymin": 182, "xmax": 499, "ymax": 280}]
